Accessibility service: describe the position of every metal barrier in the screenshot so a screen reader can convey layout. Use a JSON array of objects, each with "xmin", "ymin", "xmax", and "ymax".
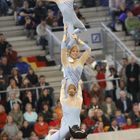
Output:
[
  {"xmin": 0, "ymin": 77, "xmax": 120, "ymax": 94},
  {"xmin": 101, "ymin": 23, "xmax": 140, "ymax": 65}
]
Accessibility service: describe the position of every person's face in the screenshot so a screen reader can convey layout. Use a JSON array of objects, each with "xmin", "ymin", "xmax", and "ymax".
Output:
[
  {"xmin": 122, "ymin": 59, "xmax": 128, "ymax": 66},
  {"xmin": 38, "ymin": 116, "xmax": 44, "ymax": 122},
  {"xmin": 69, "ymin": 46, "xmax": 79, "ymax": 60},
  {"xmin": 127, "ymin": 11, "xmax": 133, "ymax": 17},
  {"xmin": 29, "ymin": 69, "xmax": 33, "ymax": 74},
  {"xmin": 1, "ymin": 57, "xmax": 7, "ymax": 65},
  {"xmin": 130, "ymin": 57, "xmax": 135, "ymax": 65},
  {"xmin": 0, "ymin": 69, "xmax": 3, "ymax": 75},
  {"xmin": 13, "ymin": 103, "xmax": 19, "ymax": 111},
  {"xmin": 26, "ymin": 104, "xmax": 32, "ymax": 112},
  {"xmin": 27, "ymin": 91, "xmax": 32, "ymax": 98},
  {"xmin": 38, "ymin": 1, "xmax": 43, "ymax": 7},
  {"xmin": 2, "ymin": 135, "xmax": 8, "ymax": 140},
  {"xmin": 106, "ymin": 97, "xmax": 112, "ymax": 104},
  {"xmin": 68, "ymin": 84, "xmax": 77, "ymax": 97},
  {"xmin": 10, "ymin": 79, "xmax": 16, "ymax": 86},
  {"xmin": 7, "ymin": 116, "xmax": 13, "ymax": 123},
  {"xmin": 119, "ymin": 91, "xmax": 126, "ymax": 100},
  {"xmin": 43, "ymin": 89, "xmax": 48, "ymax": 96},
  {"xmin": 43, "ymin": 104, "xmax": 49, "ymax": 111},
  {"xmin": 24, "ymin": 1, "xmax": 29, "ymax": 9},
  {"xmin": 119, "ymin": 81, "xmax": 125, "ymax": 89},
  {"xmin": 112, "ymin": 120, "xmax": 117, "ymax": 126},
  {"xmin": 0, "ymin": 35, "xmax": 5, "ymax": 42},
  {"xmin": 98, "ymin": 122, "xmax": 103, "ymax": 128},
  {"xmin": 91, "ymin": 97, "xmax": 98, "ymax": 104},
  {"xmin": 96, "ymin": 109, "xmax": 103, "ymax": 117},
  {"xmin": 40, "ymin": 77, "xmax": 46, "ymax": 83},
  {"xmin": 13, "ymin": 69, "xmax": 18, "ymax": 76},
  {"xmin": 133, "ymin": 105, "xmax": 139, "ymax": 113},
  {"xmin": 48, "ymin": 10, "xmax": 54, "ymax": 17}
]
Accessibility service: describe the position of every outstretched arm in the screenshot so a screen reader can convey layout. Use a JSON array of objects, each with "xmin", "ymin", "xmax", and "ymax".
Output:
[
  {"xmin": 78, "ymin": 38, "xmax": 91, "ymax": 65},
  {"xmin": 61, "ymin": 25, "xmax": 69, "ymax": 67},
  {"xmin": 77, "ymin": 80, "xmax": 83, "ymax": 100},
  {"xmin": 60, "ymin": 79, "xmax": 66, "ymax": 102}
]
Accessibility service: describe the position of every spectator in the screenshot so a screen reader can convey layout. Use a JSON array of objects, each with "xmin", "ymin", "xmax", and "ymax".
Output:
[
  {"xmin": 116, "ymin": 90, "xmax": 132, "ymax": 114},
  {"xmin": 53, "ymin": 100, "xmax": 63, "ymax": 121},
  {"xmin": 115, "ymin": 110, "xmax": 126, "ymax": 128},
  {"xmin": 126, "ymin": 57, "xmax": 140, "ymax": 102},
  {"xmin": 37, "ymin": 75, "xmax": 54, "ymax": 101},
  {"xmin": 90, "ymin": 83, "xmax": 103, "ymax": 102},
  {"xmin": 10, "ymin": 67, "xmax": 22, "ymax": 87},
  {"xmin": 26, "ymin": 67, "xmax": 38, "ymax": 86},
  {"xmin": 93, "ymin": 121, "xmax": 105, "ymax": 133},
  {"xmin": 125, "ymin": 11, "xmax": 140, "ymax": 45},
  {"xmin": 119, "ymin": 57, "xmax": 128, "ymax": 82},
  {"xmin": 108, "ymin": 118, "xmax": 121, "ymax": 131},
  {"xmin": 41, "ymin": 103, "xmax": 52, "ymax": 123},
  {"xmin": 36, "ymin": 17, "xmax": 54, "ymax": 59},
  {"xmin": 15, "ymin": 56, "xmax": 30, "ymax": 74},
  {"xmin": 96, "ymin": 65, "xmax": 106, "ymax": 91},
  {"xmin": 38, "ymin": 88, "xmax": 53, "ymax": 110},
  {"xmin": 129, "ymin": 103, "xmax": 140, "ymax": 126},
  {"xmin": 4, "ymin": 45, "xmax": 18, "ymax": 65},
  {"xmin": 9, "ymin": 103, "xmax": 23, "ymax": 129},
  {"xmin": 83, "ymin": 109, "xmax": 95, "ymax": 129},
  {"xmin": 34, "ymin": 114, "xmax": 49, "ymax": 138},
  {"xmin": 30, "ymin": 131, "xmax": 39, "ymax": 140},
  {"xmin": 0, "ymin": 0, "xmax": 8, "ymax": 16},
  {"xmin": 46, "ymin": 9, "xmax": 57, "ymax": 27},
  {"xmin": 12, "ymin": 0, "xmax": 23, "ymax": 11},
  {"xmin": 3, "ymin": 115, "xmax": 19, "ymax": 139},
  {"xmin": 15, "ymin": 130, "xmax": 23, "ymax": 140},
  {"xmin": 23, "ymin": 103, "xmax": 38, "ymax": 125},
  {"xmin": 6, "ymin": 78, "xmax": 20, "ymax": 100},
  {"xmin": 0, "ymin": 56, "xmax": 13, "ymax": 75},
  {"xmin": 108, "ymin": 0, "xmax": 126, "ymax": 31},
  {"xmin": 0, "ymin": 132, "xmax": 9, "ymax": 140},
  {"xmin": 24, "ymin": 16, "xmax": 36, "ymax": 39},
  {"xmin": 6, "ymin": 93, "xmax": 22, "ymax": 113},
  {"xmin": 22, "ymin": 90, "xmax": 36, "ymax": 111},
  {"xmin": 89, "ymin": 96, "xmax": 100, "ymax": 110},
  {"xmin": 49, "ymin": 112, "xmax": 60, "ymax": 129},
  {"xmin": 132, "ymin": 2, "xmax": 140, "ymax": 16},
  {"xmin": 122, "ymin": 117, "xmax": 138, "ymax": 130},
  {"xmin": 109, "ymin": 67, "xmax": 119, "ymax": 102},
  {"xmin": 83, "ymin": 56, "xmax": 96, "ymax": 91},
  {"xmin": 100, "ymin": 96, "xmax": 116, "ymax": 118},
  {"xmin": 0, "ymin": 67, "xmax": 7, "ymax": 105},
  {"xmin": 21, "ymin": 120, "xmax": 33, "ymax": 139},
  {"xmin": 33, "ymin": 0, "xmax": 47, "ymax": 25},
  {"xmin": 21, "ymin": 77, "xmax": 33, "ymax": 100},
  {"xmin": 16, "ymin": 0, "xmax": 33, "ymax": 25},
  {"xmin": 0, "ymin": 33, "xmax": 11, "ymax": 58},
  {"xmin": 0, "ymin": 105, "xmax": 7, "ymax": 133},
  {"xmin": 105, "ymin": 66, "xmax": 114, "ymax": 99},
  {"xmin": 75, "ymin": 6, "xmax": 86, "ymax": 23},
  {"xmin": 93, "ymin": 109, "xmax": 110, "ymax": 126}
]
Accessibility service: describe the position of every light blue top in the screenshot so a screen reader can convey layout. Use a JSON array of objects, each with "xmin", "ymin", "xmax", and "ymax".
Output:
[
  {"xmin": 23, "ymin": 112, "xmax": 38, "ymax": 122},
  {"xmin": 48, "ymin": 103, "xmax": 81, "ymax": 140}
]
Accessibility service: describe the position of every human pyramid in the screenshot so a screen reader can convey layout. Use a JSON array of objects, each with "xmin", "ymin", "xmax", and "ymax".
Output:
[{"xmin": 45, "ymin": 0, "xmax": 91, "ymax": 139}]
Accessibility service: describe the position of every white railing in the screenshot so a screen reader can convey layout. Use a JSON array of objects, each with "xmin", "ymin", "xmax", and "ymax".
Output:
[{"xmin": 101, "ymin": 23, "xmax": 140, "ymax": 65}]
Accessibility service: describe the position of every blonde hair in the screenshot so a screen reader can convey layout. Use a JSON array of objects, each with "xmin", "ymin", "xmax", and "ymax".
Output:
[{"xmin": 69, "ymin": 45, "xmax": 79, "ymax": 54}]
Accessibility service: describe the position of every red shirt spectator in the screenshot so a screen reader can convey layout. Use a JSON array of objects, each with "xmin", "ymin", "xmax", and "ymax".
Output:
[
  {"xmin": 122, "ymin": 117, "xmax": 138, "ymax": 130},
  {"xmin": 82, "ymin": 89, "xmax": 91, "ymax": 108},
  {"xmin": 34, "ymin": 115, "xmax": 49, "ymax": 138},
  {"xmin": 96, "ymin": 70, "xmax": 106, "ymax": 90},
  {"xmin": 0, "ymin": 105, "xmax": 7, "ymax": 130}
]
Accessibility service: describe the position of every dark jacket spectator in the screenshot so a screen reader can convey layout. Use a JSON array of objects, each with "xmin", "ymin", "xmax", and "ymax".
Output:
[
  {"xmin": 116, "ymin": 91, "xmax": 132, "ymax": 113},
  {"xmin": 33, "ymin": 0, "xmax": 47, "ymax": 25},
  {"xmin": 126, "ymin": 57, "xmax": 140, "ymax": 102},
  {"xmin": 26, "ymin": 67, "xmax": 38, "ymax": 85}
]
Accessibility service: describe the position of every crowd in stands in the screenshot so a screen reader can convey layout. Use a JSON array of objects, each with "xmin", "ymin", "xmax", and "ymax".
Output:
[
  {"xmin": 108, "ymin": 0, "xmax": 140, "ymax": 45},
  {"xmin": 0, "ymin": 39, "xmax": 140, "ymax": 139},
  {"xmin": 0, "ymin": 0, "xmax": 140, "ymax": 140}
]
